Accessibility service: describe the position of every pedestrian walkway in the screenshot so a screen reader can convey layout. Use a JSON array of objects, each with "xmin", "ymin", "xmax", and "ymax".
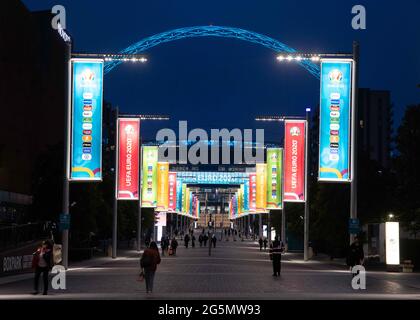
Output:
[{"xmin": 0, "ymin": 234, "xmax": 419, "ymax": 300}]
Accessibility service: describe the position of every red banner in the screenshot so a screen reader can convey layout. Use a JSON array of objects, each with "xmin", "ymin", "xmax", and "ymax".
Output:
[
  {"xmin": 249, "ymin": 173, "xmax": 257, "ymax": 212},
  {"xmin": 168, "ymin": 172, "xmax": 177, "ymax": 211},
  {"xmin": 116, "ymin": 118, "xmax": 140, "ymax": 200},
  {"xmin": 284, "ymin": 120, "xmax": 306, "ymax": 202}
]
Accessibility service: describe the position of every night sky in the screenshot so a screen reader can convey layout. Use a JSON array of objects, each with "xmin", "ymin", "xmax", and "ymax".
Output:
[{"xmin": 23, "ymin": 0, "xmax": 420, "ymax": 143}]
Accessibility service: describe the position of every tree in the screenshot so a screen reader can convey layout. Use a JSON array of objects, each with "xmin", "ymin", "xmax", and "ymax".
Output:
[{"xmin": 394, "ymin": 104, "xmax": 420, "ymax": 237}]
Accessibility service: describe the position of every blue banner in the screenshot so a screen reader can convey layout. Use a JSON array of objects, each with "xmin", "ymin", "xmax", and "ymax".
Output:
[
  {"xmin": 244, "ymin": 178, "xmax": 249, "ymax": 212},
  {"xmin": 70, "ymin": 60, "xmax": 103, "ymax": 181},
  {"xmin": 176, "ymin": 179, "xmax": 182, "ymax": 212},
  {"xmin": 319, "ymin": 60, "xmax": 352, "ymax": 182}
]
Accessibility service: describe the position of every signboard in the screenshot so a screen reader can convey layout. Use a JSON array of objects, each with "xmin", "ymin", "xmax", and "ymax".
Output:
[
  {"xmin": 176, "ymin": 179, "xmax": 182, "ymax": 212},
  {"xmin": 168, "ymin": 172, "xmax": 177, "ymax": 211},
  {"xmin": 116, "ymin": 118, "xmax": 140, "ymax": 200},
  {"xmin": 385, "ymin": 222, "xmax": 400, "ymax": 265},
  {"xmin": 70, "ymin": 59, "xmax": 104, "ymax": 181},
  {"xmin": 156, "ymin": 162, "xmax": 169, "ymax": 211},
  {"xmin": 249, "ymin": 173, "xmax": 257, "ymax": 212},
  {"xmin": 319, "ymin": 59, "xmax": 353, "ymax": 182},
  {"xmin": 256, "ymin": 164, "xmax": 267, "ymax": 212},
  {"xmin": 141, "ymin": 146, "xmax": 158, "ymax": 207},
  {"xmin": 284, "ymin": 121, "xmax": 306, "ymax": 202},
  {"xmin": 266, "ymin": 148, "xmax": 283, "ymax": 208},
  {"xmin": 59, "ymin": 213, "xmax": 71, "ymax": 231},
  {"xmin": 243, "ymin": 177, "xmax": 250, "ymax": 212},
  {"xmin": 348, "ymin": 218, "xmax": 360, "ymax": 235}
]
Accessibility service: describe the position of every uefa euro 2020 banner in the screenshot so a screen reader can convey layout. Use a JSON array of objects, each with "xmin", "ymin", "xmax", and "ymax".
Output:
[
  {"xmin": 284, "ymin": 121, "xmax": 306, "ymax": 202},
  {"xmin": 168, "ymin": 172, "xmax": 177, "ymax": 211},
  {"xmin": 142, "ymin": 146, "xmax": 158, "ymax": 207},
  {"xmin": 319, "ymin": 59, "xmax": 353, "ymax": 182},
  {"xmin": 116, "ymin": 118, "xmax": 140, "ymax": 200},
  {"xmin": 266, "ymin": 148, "xmax": 283, "ymax": 209},
  {"xmin": 156, "ymin": 162, "xmax": 169, "ymax": 211},
  {"xmin": 256, "ymin": 163, "xmax": 267, "ymax": 212},
  {"xmin": 70, "ymin": 59, "xmax": 104, "ymax": 181}
]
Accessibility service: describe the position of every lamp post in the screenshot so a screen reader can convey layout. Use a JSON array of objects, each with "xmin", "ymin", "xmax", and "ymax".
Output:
[
  {"xmin": 255, "ymin": 115, "xmax": 306, "ymax": 250},
  {"xmin": 113, "ymin": 114, "xmax": 169, "ymax": 258},
  {"xmin": 62, "ymin": 52, "xmax": 148, "ymax": 268}
]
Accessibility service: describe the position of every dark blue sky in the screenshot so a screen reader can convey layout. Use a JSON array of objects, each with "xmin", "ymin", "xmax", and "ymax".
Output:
[{"xmin": 24, "ymin": 0, "xmax": 420, "ymax": 142}]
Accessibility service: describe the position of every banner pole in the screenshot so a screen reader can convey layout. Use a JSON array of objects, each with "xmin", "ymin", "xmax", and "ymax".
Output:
[
  {"xmin": 137, "ymin": 140, "xmax": 142, "ymax": 252},
  {"xmin": 112, "ymin": 109, "xmax": 119, "ymax": 259},
  {"xmin": 304, "ymin": 115, "xmax": 310, "ymax": 261},
  {"xmin": 61, "ymin": 41, "xmax": 72, "ymax": 270},
  {"xmin": 350, "ymin": 41, "xmax": 359, "ymax": 245}
]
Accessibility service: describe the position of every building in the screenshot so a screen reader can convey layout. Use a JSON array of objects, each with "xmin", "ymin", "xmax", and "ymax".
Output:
[
  {"xmin": 358, "ymin": 89, "xmax": 393, "ymax": 169},
  {"xmin": 0, "ymin": 0, "xmax": 69, "ymax": 224}
]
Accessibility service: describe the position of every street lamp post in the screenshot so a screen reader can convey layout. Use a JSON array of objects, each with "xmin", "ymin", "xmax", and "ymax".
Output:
[
  {"xmin": 304, "ymin": 108, "xmax": 311, "ymax": 261},
  {"xmin": 62, "ymin": 52, "xmax": 148, "ymax": 268}
]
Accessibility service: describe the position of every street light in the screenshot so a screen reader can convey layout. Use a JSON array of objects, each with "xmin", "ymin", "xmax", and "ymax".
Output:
[
  {"xmin": 112, "ymin": 113, "xmax": 170, "ymax": 258},
  {"xmin": 62, "ymin": 52, "xmax": 150, "ymax": 269}
]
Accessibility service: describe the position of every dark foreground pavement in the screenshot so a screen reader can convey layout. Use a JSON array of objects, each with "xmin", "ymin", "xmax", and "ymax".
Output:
[{"xmin": 0, "ymin": 235, "xmax": 419, "ymax": 300}]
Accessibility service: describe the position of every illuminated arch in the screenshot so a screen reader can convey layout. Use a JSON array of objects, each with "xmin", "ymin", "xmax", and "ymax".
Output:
[{"xmin": 104, "ymin": 26, "xmax": 320, "ymax": 78}]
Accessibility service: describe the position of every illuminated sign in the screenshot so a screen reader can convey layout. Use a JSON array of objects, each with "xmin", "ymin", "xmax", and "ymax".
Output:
[
  {"xmin": 70, "ymin": 59, "xmax": 103, "ymax": 181},
  {"xmin": 116, "ymin": 118, "xmax": 140, "ymax": 200},
  {"xmin": 319, "ymin": 59, "xmax": 353, "ymax": 182},
  {"xmin": 284, "ymin": 121, "xmax": 306, "ymax": 202}
]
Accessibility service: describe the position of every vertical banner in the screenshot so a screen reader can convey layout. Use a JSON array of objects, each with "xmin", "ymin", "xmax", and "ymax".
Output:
[
  {"xmin": 182, "ymin": 184, "xmax": 187, "ymax": 213},
  {"xmin": 249, "ymin": 173, "xmax": 257, "ymax": 213},
  {"xmin": 266, "ymin": 148, "xmax": 283, "ymax": 208},
  {"xmin": 238, "ymin": 185, "xmax": 244, "ymax": 214},
  {"xmin": 141, "ymin": 146, "xmax": 158, "ymax": 207},
  {"xmin": 168, "ymin": 172, "xmax": 177, "ymax": 211},
  {"xmin": 244, "ymin": 177, "xmax": 250, "ymax": 213},
  {"xmin": 319, "ymin": 59, "xmax": 353, "ymax": 182},
  {"xmin": 256, "ymin": 163, "xmax": 267, "ymax": 212},
  {"xmin": 70, "ymin": 59, "xmax": 104, "ymax": 181},
  {"xmin": 116, "ymin": 118, "xmax": 140, "ymax": 200},
  {"xmin": 186, "ymin": 188, "xmax": 191, "ymax": 214},
  {"xmin": 156, "ymin": 162, "xmax": 169, "ymax": 211},
  {"xmin": 284, "ymin": 121, "xmax": 306, "ymax": 202},
  {"xmin": 176, "ymin": 179, "xmax": 182, "ymax": 212}
]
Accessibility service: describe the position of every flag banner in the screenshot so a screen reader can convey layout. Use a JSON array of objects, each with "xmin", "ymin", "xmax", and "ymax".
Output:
[
  {"xmin": 116, "ymin": 118, "xmax": 140, "ymax": 200},
  {"xmin": 319, "ymin": 59, "xmax": 353, "ymax": 182},
  {"xmin": 168, "ymin": 172, "xmax": 177, "ymax": 211},
  {"xmin": 284, "ymin": 121, "xmax": 306, "ymax": 202},
  {"xmin": 70, "ymin": 59, "xmax": 104, "ymax": 181},
  {"xmin": 156, "ymin": 162, "xmax": 169, "ymax": 211},
  {"xmin": 266, "ymin": 148, "xmax": 283, "ymax": 208},
  {"xmin": 256, "ymin": 163, "xmax": 267, "ymax": 212},
  {"xmin": 249, "ymin": 173, "xmax": 257, "ymax": 212},
  {"xmin": 141, "ymin": 146, "xmax": 158, "ymax": 207}
]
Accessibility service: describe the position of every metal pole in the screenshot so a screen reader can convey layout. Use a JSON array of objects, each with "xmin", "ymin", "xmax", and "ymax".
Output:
[
  {"xmin": 112, "ymin": 108, "xmax": 119, "ymax": 259},
  {"xmin": 350, "ymin": 41, "xmax": 359, "ymax": 245},
  {"xmin": 267, "ymin": 212, "xmax": 271, "ymax": 245},
  {"xmin": 137, "ymin": 142, "xmax": 142, "ymax": 252},
  {"xmin": 304, "ymin": 114, "xmax": 310, "ymax": 261},
  {"xmin": 61, "ymin": 42, "xmax": 72, "ymax": 270}
]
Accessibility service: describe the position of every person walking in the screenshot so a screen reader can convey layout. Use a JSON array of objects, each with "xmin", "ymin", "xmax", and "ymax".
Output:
[
  {"xmin": 191, "ymin": 234, "xmax": 196, "ymax": 248},
  {"xmin": 184, "ymin": 233, "xmax": 190, "ymax": 249},
  {"xmin": 270, "ymin": 236, "xmax": 284, "ymax": 277},
  {"xmin": 212, "ymin": 234, "xmax": 217, "ymax": 248},
  {"xmin": 32, "ymin": 240, "xmax": 54, "ymax": 295},
  {"xmin": 198, "ymin": 234, "xmax": 203, "ymax": 247},
  {"xmin": 258, "ymin": 237, "xmax": 263, "ymax": 251},
  {"xmin": 203, "ymin": 233, "xmax": 208, "ymax": 246},
  {"xmin": 170, "ymin": 237, "xmax": 178, "ymax": 256},
  {"xmin": 263, "ymin": 238, "xmax": 268, "ymax": 251},
  {"xmin": 140, "ymin": 242, "xmax": 161, "ymax": 294},
  {"xmin": 347, "ymin": 237, "xmax": 364, "ymax": 277},
  {"xmin": 160, "ymin": 235, "xmax": 167, "ymax": 256}
]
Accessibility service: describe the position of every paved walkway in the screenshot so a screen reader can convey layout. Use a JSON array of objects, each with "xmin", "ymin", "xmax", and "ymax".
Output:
[{"xmin": 0, "ymin": 234, "xmax": 419, "ymax": 300}]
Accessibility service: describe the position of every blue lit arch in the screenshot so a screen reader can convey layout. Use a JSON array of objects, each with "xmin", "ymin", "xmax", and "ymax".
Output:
[{"xmin": 104, "ymin": 26, "xmax": 320, "ymax": 78}]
